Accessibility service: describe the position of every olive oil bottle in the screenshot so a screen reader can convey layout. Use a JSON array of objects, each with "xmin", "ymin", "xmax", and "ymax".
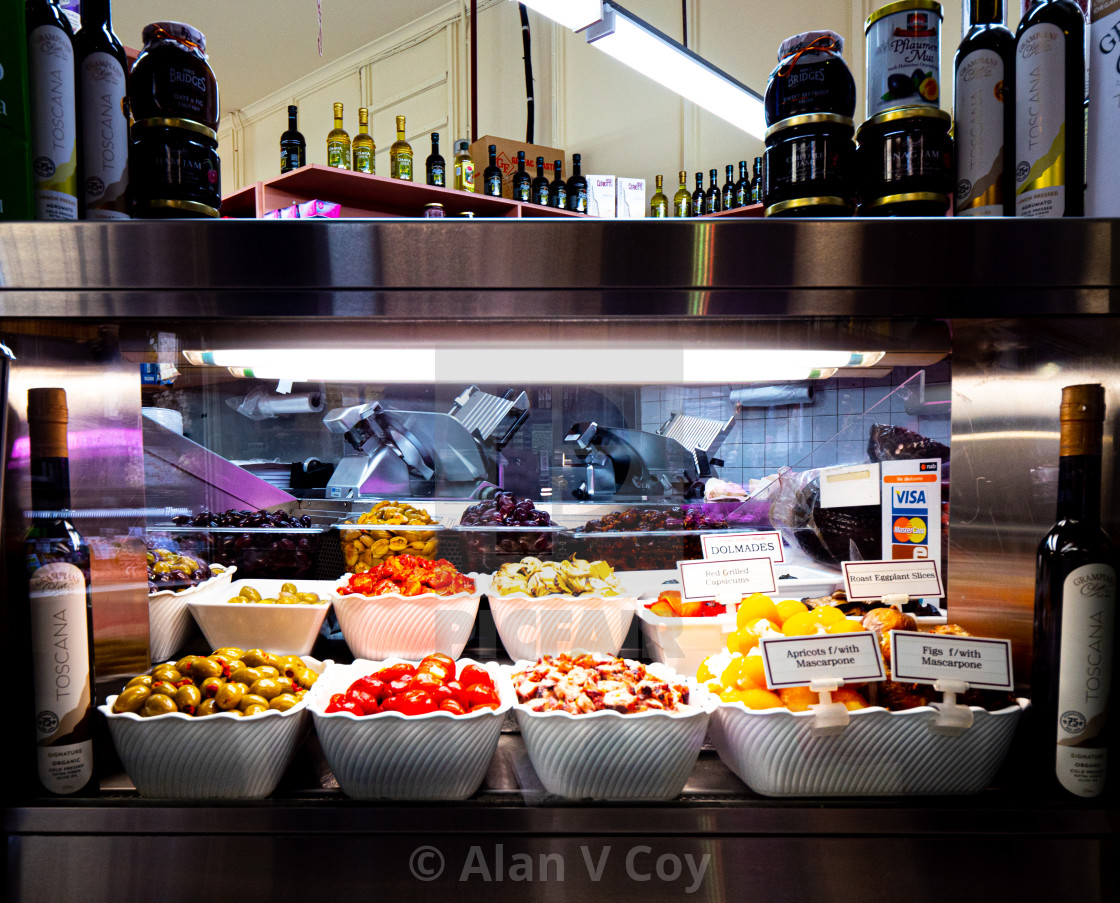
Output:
[
  {"xmin": 389, "ymin": 114, "xmax": 413, "ymax": 180},
  {"xmin": 27, "ymin": 0, "xmax": 79, "ymax": 219},
  {"xmin": 326, "ymin": 101, "xmax": 350, "ymax": 169},
  {"xmin": 351, "ymin": 107, "xmax": 374, "ymax": 174},
  {"xmin": 650, "ymin": 174, "xmax": 668, "ymax": 217},
  {"xmin": 673, "ymin": 170, "xmax": 693, "ymax": 216}
]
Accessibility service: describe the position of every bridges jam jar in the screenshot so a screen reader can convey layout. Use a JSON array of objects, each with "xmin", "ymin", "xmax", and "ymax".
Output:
[
  {"xmin": 129, "ymin": 22, "xmax": 221, "ymax": 217},
  {"xmin": 765, "ymin": 30, "xmax": 856, "ymax": 126}
]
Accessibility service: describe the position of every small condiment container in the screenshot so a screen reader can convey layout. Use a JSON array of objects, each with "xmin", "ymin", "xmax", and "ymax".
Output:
[
  {"xmin": 130, "ymin": 118, "xmax": 220, "ymax": 218},
  {"xmin": 865, "ymin": 1, "xmax": 942, "ymax": 118},
  {"xmin": 856, "ymin": 105, "xmax": 953, "ymax": 208},
  {"xmin": 457, "ymin": 211, "xmax": 476, "ymax": 218},
  {"xmin": 765, "ymin": 30, "xmax": 856, "ymax": 126},
  {"xmin": 763, "ymin": 113, "xmax": 856, "ymax": 210},
  {"xmin": 764, "ymin": 196, "xmax": 855, "ymax": 218},
  {"xmin": 423, "ymin": 203, "xmax": 445, "ymax": 218}
]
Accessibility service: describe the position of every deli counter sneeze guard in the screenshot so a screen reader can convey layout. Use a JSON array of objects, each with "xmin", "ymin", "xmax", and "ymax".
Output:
[{"xmin": 0, "ymin": 219, "xmax": 1117, "ymax": 903}]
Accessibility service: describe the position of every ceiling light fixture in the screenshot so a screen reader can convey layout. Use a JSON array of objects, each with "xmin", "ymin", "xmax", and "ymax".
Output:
[{"xmin": 514, "ymin": 0, "xmax": 605, "ymax": 31}]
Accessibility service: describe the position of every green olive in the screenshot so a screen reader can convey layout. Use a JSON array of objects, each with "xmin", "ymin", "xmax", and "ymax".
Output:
[
  {"xmin": 200, "ymin": 676, "xmax": 224, "ymax": 698},
  {"xmin": 269, "ymin": 693, "xmax": 298, "ymax": 712},
  {"xmin": 113, "ymin": 685, "xmax": 151, "ymax": 714},
  {"xmin": 174, "ymin": 655, "xmax": 201, "ymax": 674},
  {"xmin": 277, "ymin": 656, "xmax": 303, "ymax": 678},
  {"xmin": 215, "ymin": 681, "xmax": 247, "ymax": 710},
  {"xmin": 212, "ymin": 647, "xmax": 244, "ymax": 661},
  {"xmin": 175, "ymin": 684, "xmax": 202, "ymax": 710},
  {"xmin": 296, "ymin": 592, "xmax": 321, "ymax": 604},
  {"xmin": 257, "ymin": 665, "xmax": 280, "ymax": 680},
  {"xmin": 191, "ymin": 657, "xmax": 223, "ymax": 680},
  {"xmin": 238, "ymin": 586, "xmax": 262, "ymax": 602},
  {"xmin": 241, "ymin": 703, "xmax": 269, "ymax": 717},
  {"xmin": 293, "ymin": 668, "xmax": 317, "ymax": 690},
  {"xmin": 274, "ymin": 676, "xmax": 297, "ymax": 695},
  {"xmin": 240, "ymin": 648, "xmax": 269, "ymax": 668},
  {"xmin": 249, "ymin": 678, "xmax": 282, "ymax": 700},
  {"xmin": 152, "ymin": 666, "xmax": 181, "ymax": 684},
  {"xmin": 239, "ymin": 693, "xmax": 269, "ymax": 711},
  {"xmin": 141, "ymin": 694, "xmax": 177, "ymax": 717},
  {"xmin": 125, "ymin": 674, "xmax": 153, "ymax": 689},
  {"xmin": 195, "ymin": 698, "xmax": 219, "ymax": 717},
  {"xmin": 275, "ymin": 593, "xmax": 296, "ymax": 604},
  {"xmin": 229, "ymin": 666, "xmax": 262, "ymax": 686},
  {"xmin": 280, "ymin": 582, "xmax": 298, "ymax": 595},
  {"xmin": 149, "ymin": 680, "xmax": 178, "ymax": 697}
]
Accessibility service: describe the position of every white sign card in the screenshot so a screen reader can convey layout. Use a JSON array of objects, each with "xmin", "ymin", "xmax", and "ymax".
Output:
[
  {"xmin": 880, "ymin": 459, "xmax": 941, "ymax": 564},
  {"xmin": 700, "ymin": 530, "xmax": 784, "ymax": 563},
  {"xmin": 677, "ymin": 556, "xmax": 776, "ymax": 603},
  {"xmin": 759, "ymin": 632, "xmax": 886, "ymax": 688},
  {"xmin": 818, "ymin": 463, "xmax": 882, "ymax": 508},
  {"xmin": 890, "ymin": 630, "xmax": 1015, "ymax": 691},
  {"xmin": 842, "ymin": 559, "xmax": 944, "ymax": 601}
]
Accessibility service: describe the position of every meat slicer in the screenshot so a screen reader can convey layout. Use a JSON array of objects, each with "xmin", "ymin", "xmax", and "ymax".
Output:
[
  {"xmin": 323, "ymin": 386, "xmax": 529, "ymax": 499},
  {"xmin": 563, "ymin": 411, "xmax": 735, "ymax": 500}
]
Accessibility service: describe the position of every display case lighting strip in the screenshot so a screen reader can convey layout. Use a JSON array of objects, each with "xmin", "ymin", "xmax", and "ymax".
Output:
[
  {"xmin": 183, "ymin": 349, "xmax": 884, "ymax": 384},
  {"xmin": 514, "ymin": 0, "xmax": 604, "ymax": 31}
]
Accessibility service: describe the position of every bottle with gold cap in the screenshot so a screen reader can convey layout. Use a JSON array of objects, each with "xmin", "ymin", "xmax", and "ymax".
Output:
[
  {"xmin": 672, "ymin": 170, "xmax": 693, "ymax": 216},
  {"xmin": 25, "ymin": 387, "xmax": 97, "ymax": 796},
  {"xmin": 326, "ymin": 102, "xmax": 350, "ymax": 169},
  {"xmin": 390, "ymin": 114, "xmax": 413, "ymax": 180},
  {"xmin": 352, "ymin": 107, "xmax": 375, "ymax": 174},
  {"xmin": 650, "ymin": 174, "xmax": 668, "ymax": 217},
  {"xmin": 1033, "ymin": 384, "xmax": 1116, "ymax": 799}
]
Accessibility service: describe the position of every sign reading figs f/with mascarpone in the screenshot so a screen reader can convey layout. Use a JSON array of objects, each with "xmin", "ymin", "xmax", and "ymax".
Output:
[
  {"xmin": 700, "ymin": 530, "xmax": 784, "ymax": 563},
  {"xmin": 842, "ymin": 559, "xmax": 944, "ymax": 602},
  {"xmin": 677, "ymin": 556, "xmax": 776, "ymax": 603},
  {"xmin": 759, "ymin": 632, "xmax": 886, "ymax": 689},
  {"xmin": 890, "ymin": 630, "xmax": 1014, "ymax": 691}
]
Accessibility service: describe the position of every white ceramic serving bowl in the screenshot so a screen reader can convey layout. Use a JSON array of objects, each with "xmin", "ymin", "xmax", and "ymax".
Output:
[
  {"xmin": 487, "ymin": 581, "xmax": 637, "ymax": 662},
  {"xmin": 330, "ymin": 577, "xmax": 483, "ymax": 660},
  {"xmin": 708, "ymin": 697, "xmax": 1030, "ymax": 797},
  {"xmin": 98, "ymin": 655, "xmax": 323, "ymax": 800},
  {"xmin": 637, "ymin": 605, "xmax": 736, "ymax": 682},
  {"xmin": 187, "ymin": 578, "xmax": 334, "ymax": 656},
  {"xmin": 512, "ymin": 660, "xmax": 713, "ymax": 800},
  {"xmin": 307, "ymin": 657, "xmax": 511, "ymax": 800},
  {"xmin": 148, "ymin": 566, "xmax": 235, "ymax": 663}
]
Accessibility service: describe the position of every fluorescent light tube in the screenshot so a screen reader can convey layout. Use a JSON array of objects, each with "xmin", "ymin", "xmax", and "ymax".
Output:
[
  {"xmin": 514, "ymin": 0, "xmax": 604, "ymax": 31},
  {"xmin": 585, "ymin": 3, "xmax": 766, "ymax": 138}
]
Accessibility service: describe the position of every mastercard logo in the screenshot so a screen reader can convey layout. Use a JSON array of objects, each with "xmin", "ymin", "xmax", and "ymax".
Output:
[{"xmin": 893, "ymin": 516, "xmax": 928, "ymax": 544}]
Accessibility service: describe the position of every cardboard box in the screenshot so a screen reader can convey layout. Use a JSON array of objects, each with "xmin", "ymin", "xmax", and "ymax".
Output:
[
  {"xmin": 587, "ymin": 175, "xmax": 616, "ymax": 218},
  {"xmin": 616, "ymin": 177, "xmax": 647, "ymax": 219},
  {"xmin": 469, "ymin": 135, "xmax": 566, "ymax": 200}
]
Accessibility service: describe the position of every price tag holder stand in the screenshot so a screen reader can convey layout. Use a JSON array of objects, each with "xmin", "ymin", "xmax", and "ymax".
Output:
[
  {"xmin": 807, "ymin": 677, "xmax": 850, "ymax": 735},
  {"xmin": 929, "ymin": 678, "xmax": 975, "ymax": 736}
]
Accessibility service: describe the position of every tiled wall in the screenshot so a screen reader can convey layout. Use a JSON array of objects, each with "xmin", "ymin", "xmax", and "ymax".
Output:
[{"xmin": 639, "ymin": 364, "xmax": 951, "ymax": 487}]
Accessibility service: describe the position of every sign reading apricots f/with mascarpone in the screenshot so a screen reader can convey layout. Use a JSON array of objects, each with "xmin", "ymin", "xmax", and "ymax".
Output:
[
  {"xmin": 700, "ymin": 530, "xmax": 784, "ymax": 563},
  {"xmin": 880, "ymin": 459, "xmax": 941, "ymax": 566},
  {"xmin": 841, "ymin": 559, "xmax": 944, "ymax": 601},
  {"xmin": 889, "ymin": 630, "xmax": 1014, "ymax": 691},
  {"xmin": 677, "ymin": 556, "xmax": 776, "ymax": 603},
  {"xmin": 759, "ymin": 632, "xmax": 886, "ymax": 688}
]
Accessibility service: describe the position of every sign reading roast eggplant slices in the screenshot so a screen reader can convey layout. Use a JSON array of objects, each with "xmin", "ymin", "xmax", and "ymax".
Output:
[
  {"xmin": 677, "ymin": 556, "xmax": 776, "ymax": 602},
  {"xmin": 842, "ymin": 559, "xmax": 943, "ymax": 601},
  {"xmin": 700, "ymin": 530, "xmax": 784, "ymax": 563}
]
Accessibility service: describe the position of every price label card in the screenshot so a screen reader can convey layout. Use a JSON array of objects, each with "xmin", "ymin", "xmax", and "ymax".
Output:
[
  {"xmin": 842, "ymin": 559, "xmax": 944, "ymax": 601},
  {"xmin": 759, "ymin": 632, "xmax": 886, "ymax": 689},
  {"xmin": 890, "ymin": 630, "xmax": 1014, "ymax": 691},
  {"xmin": 678, "ymin": 556, "xmax": 776, "ymax": 603},
  {"xmin": 700, "ymin": 530, "xmax": 784, "ymax": 563}
]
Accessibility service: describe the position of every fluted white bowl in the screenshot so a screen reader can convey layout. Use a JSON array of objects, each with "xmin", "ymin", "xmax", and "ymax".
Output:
[
  {"xmin": 98, "ymin": 655, "xmax": 323, "ymax": 799},
  {"xmin": 637, "ymin": 605, "xmax": 737, "ymax": 681},
  {"xmin": 187, "ymin": 578, "xmax": 334, "ymax": 656},
  {"xmin": 307, "ymin": 657, "xmax": 511, "ymax": 800},
  {"xmin": 709, "ymin": 698, "xmax": 1029, "ymax": 797},
  {"xmin": 148, "ymin": 565, "xmax": 235, "ymax": 663},
  {"xmin": 512, "ymin": 661, "xmax": 713, "ymax": 800},
  {"xmin": 488, "ymin": 583, "xmax": 637, "ymax": 661},
  {"xmin": 330, "ymin": 579, "xmax": 482, "ymax": 660}
]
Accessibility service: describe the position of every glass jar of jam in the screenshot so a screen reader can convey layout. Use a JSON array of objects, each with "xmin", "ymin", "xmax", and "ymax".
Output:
[
  {"xmin": 763, "ymin": 113, "xmax": 856, "ymax": 210},
  {"xmin": 764, "ymin": 196, "xmax": 855, "ymax": 217},
  {"xmin": 131, "ymin": 119, "xmax": 221, "ymax": 218},
  {"xmin": 856, "ymin": 105, "xmax": 953, "ymax": 208},
  {"xmin": 858, "ymin": 191, "xmax": 949, "ymax": 216},
  {"xmin": 129, "ymin": 22, "xmax": 219, "ymax": 131},
  {"xmin": 765, "ymin": 30, "xmax": 856, "ymax": 126}
]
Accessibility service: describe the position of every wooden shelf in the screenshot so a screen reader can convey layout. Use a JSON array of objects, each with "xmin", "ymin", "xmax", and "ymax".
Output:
[
  {"xmin": 220, "ymin": 164, "xmax": 593, "ymax": 219},
  {"xmin": 699, "ymin": 203, "xmax": 764, "ymax": 218}
]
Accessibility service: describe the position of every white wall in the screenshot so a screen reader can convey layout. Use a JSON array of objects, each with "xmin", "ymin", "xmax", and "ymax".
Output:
[{"xmin": 221, "ymin": 0, "xmax": 1020, "ymax": 199}]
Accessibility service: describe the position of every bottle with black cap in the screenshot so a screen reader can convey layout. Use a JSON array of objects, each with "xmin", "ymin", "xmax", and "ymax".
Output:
[
  {"xmin": 566, "ymin": 153, "xmax": 588, "ymax": 212},
  {"xmin": 482, "ymin": 144, "xmax": 503, "ymax": 196},
  {"xmin": 548, "ymin": 158, "xmax": 567, "ymax": 208},
  {"xmin": 531, "ymin": 156, "xmax": 549, "ymax": 205},
  {"xmin": 511, "ymin": 151, "xmax": 531, "ymax": 201}
]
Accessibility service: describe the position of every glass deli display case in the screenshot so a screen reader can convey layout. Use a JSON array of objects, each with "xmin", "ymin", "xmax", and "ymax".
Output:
[{"xmin": 1, "ymin": 218, "xmax": 1117, "ymax": 901}]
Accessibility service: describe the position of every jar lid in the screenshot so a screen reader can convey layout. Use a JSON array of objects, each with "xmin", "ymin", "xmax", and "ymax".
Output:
[
  {"xmin": 778, "ymin": 30, "xmax": 845, "ymax": 60},
  {"xmin": 865, "ymin": 1, "xmax": 943, "ymax": 32},
  {"xmin": 861, "ymin": 191, "xmax": 949, "ymax": 210},
  {"xmin": 142, "ymin": 21, "xmax": 207, "ymax": 54},
  {"xmin": 424, "ymin": 203, "xmax": 444, "ymax": 209},
  {"xmin": 765, "ymin": 196, "xmax": 854, "ymax": 217},
  {"xmin": 765, "ymin": 112, "xmax": 855, "ymax": 140},
  {"xmin": 458, "ymin": 211, "xmax": 476, "ymax": 217},
  {"xmin": 142, "ymin": 198, "xmax": 221, "ymax": 218},
  {"xmin": 132, "ymin": 117, "xmax": 218, "ymax": 141},
  {"xmin": 856, "ymin": 105, "xmax": 951, "ymax": 140}
]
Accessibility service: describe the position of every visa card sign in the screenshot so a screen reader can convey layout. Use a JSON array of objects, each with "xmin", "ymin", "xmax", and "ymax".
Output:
[{"xmin": 881, "ymin": 459, "xmax": 940, "ymax": 563}]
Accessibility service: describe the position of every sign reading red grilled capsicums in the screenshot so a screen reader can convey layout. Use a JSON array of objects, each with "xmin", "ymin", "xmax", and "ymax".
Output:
[{"xmin": 336, "ymin": 554, "xmax": 475, "ymax": 597}]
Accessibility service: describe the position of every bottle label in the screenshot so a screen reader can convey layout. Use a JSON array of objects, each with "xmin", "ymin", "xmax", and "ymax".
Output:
[
  {"xmin": 1056, "ymin": 562, "xmax": 1116, "ymax": 797},
  {"xmin": 535, "ymin": 185, "xmax": 549, "ymax": 204},
  {"xmin": 1015, "ymin": 23, "xmax": 1067, "ymax": 217},
  {"xmin": 392, "ymin": 154, "xmax": 413, "ymax": 181},
  {"xmin": 674, "ymin": 197, "xmax": 691, "ymax": 216},
  {"xmin": 80, "ymin": 51, "xmax": 130, "ymax": 219},
  {"xmin": 30, "ymin": 561, "xmax": 93, "ymax": 794},
  {"xmin": 1086, "ymin": 4, "xmax": 1120, "ymax": 215},
  {"xmin": 486, "ymin": 173, "xmax": 502, "ymax": 196},
  {"xmin": 571, "ymin": 187, "xmax": 588, "ymax": 212},
  {"xmin": 429, "ymin": 163, "xmax": 445, "ymax": 186},
  {"xmin": 515, "ymin": 181, "xmax": 530, "ymax": 201},
  {"xmin": 327, "ymin": 142, "xmax": 348, "ymax": 169},
  {"xmin": 28, "ymin": 25, "xmax": 79, "ymax": 220},
  {"xmin": 552, "ymin": 185, "xmax": 567, "ymax": 207},
  {"xmin": 455, "ymin": 160, "xmax": 474, "ymax": 191},
  {"xmin": 353, "ymin": 146, "xmax": 373, "ymax": 174},
  {"xmin": 955, "ymin": 48, "xmax": 1006, "ymax": 216}
]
